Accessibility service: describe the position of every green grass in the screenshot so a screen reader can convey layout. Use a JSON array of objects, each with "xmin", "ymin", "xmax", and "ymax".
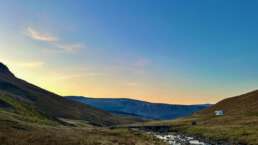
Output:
[{"xmin": 0, "ymin": 94, "xmax": 57, "ymax": 125}]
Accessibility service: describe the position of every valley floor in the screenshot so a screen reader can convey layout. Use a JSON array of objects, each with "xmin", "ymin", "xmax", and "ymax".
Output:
[
  {"xmin": 143, "ymin": 115, "xmax": 258, "ymax": 145},
  {"xmin": 0, "ymin": 113, "xmax": 167, "ymax": 145}
]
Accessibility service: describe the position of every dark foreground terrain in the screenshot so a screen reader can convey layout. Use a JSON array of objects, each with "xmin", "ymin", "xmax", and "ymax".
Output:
[{"xmin": 0, "ymin": 111, "xmax": 166, "ymax": 145}]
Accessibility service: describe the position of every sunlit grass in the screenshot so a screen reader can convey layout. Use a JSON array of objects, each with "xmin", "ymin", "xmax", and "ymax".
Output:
[{"xmin": 0, "ymin": 94, "xmax": 57, "ymax": 125}]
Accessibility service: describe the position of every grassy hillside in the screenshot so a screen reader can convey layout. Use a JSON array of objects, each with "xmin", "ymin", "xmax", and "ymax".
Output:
[
  {"xmin": 0, "ymin": 92, "xmax": 58, "ymax": 125},
  {"xmin": 0, "ymin": 62, "xmax": 137, "ymax": 126},
  {"xmin": 198, "ymin": 90, "xmax": 258, "ymax": 116},
  {"xmin": 144, "ymin": 90, "xmax": 258, "ymax": 144}
]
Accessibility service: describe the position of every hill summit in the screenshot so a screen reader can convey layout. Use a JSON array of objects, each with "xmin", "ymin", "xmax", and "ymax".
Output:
[{"xmin": 0, "ymin": 63, "xmax": 14, "ymax": 77}]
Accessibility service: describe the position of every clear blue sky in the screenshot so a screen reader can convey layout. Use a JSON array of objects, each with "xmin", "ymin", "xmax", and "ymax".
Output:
[{"xmin": 0, "ymin": 0, "xmax": 258, "ymax": 104}]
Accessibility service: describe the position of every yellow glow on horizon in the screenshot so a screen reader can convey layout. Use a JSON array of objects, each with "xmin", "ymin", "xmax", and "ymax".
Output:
[{"xmin": 0, "ymin": 55, "xmax": 247, "ymax": 105}]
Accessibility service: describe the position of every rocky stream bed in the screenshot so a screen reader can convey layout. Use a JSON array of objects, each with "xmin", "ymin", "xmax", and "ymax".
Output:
[{"xmin": 150, "ymin": 132, "xmax": 209, "ymax": 145}]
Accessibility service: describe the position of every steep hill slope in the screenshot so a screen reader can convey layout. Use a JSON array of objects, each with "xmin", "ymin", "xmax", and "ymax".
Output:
[
  {"xmin": 67, "ymin": 96, "xmax": 210, "ymax": 120},
  {"xmin": 197, "ymin": 90, "xmax": 258, "ymax": 116},
  {"xmin": 0, "ymin": 62, "xmax": 134, "ymax": 126},
  {"xmin": 0, "ymin": 92, "xmax": 58, "ymax": 125}
]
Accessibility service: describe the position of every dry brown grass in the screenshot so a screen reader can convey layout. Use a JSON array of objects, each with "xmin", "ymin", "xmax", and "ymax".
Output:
[
  {"xmin": 0, "ymin": 118, "xmax": 167, "ymax": 145},
  {"xmin": 144, "ymin": 115, "xmax": 258, "ymax": 145},
  {"xmin": 0, "ymin": 92, "xmax": 165, "ymax": 145}
]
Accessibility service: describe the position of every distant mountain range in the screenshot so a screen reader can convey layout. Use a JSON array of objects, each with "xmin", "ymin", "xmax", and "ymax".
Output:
[
  {"xmin": 66, "ymin": 96, "xmax": 210, "ymax": 120},
  {"xmin": 0, "ymin": 62, "xmax": 136, "ymax": 126},
  {"xmin": 0, "ymin": 62, "xmax": 210, "ymax": 126}
]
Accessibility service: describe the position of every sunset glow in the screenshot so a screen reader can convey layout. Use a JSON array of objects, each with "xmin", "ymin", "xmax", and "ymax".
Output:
[{"xmin": 1, "ymin": 0, "xmax": 258, "ymax": 104}]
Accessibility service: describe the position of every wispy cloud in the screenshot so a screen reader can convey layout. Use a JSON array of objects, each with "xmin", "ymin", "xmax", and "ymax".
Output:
[
  {"xmin": 25, "ymin": 26, "xmax": 83, "ymax": 52},
  {"xmin": 26, "ymin": 27, "xmax": 58, "ymax": 42}
]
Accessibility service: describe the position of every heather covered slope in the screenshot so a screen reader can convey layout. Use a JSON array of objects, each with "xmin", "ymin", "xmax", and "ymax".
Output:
[
  {"xmin": 67, "ymin": 96, "xmax": 209, "ymax": 120},
  {"xmin": 0, "ymin": 62, "xmax": 135, "ymax": 126}
]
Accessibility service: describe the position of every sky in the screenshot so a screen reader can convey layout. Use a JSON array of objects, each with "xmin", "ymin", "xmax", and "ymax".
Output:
[{"xmin": 0, "ymin": 0, "xmax": 258, "ymax": 104}]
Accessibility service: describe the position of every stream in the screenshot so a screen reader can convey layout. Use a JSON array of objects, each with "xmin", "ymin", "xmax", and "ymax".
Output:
[
  {"xmin": 147, "ymin": 132, "xmax": 210, "ymax": 145},
  {"xmin": 154, "ymin": 133, "xmax": 209, "ymax": 145},
  {"xmin": 123, "ymin": 125, "xmax": 217, "ymax": 145},
  {"xmin": 130, "ymin": 125, "xmax": 210, "ymax": 145}
]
